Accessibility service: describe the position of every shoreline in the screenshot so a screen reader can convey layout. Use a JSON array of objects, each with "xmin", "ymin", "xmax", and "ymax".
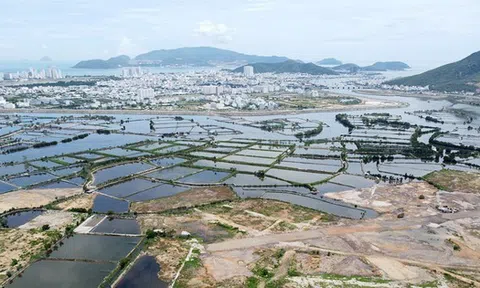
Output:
[{"xmin": 0, "ymin": 100, "xmax": 407, "ymax": 117}]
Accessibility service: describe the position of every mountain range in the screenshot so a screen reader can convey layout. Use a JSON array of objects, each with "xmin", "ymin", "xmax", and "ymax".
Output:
[
  {"xmin": 330, "ymin": 62, "xmax": 410, "ymax": 73},
  {"xmin": 385, "ymin": 51, "xmax": 480, "ymax": 92},
  {"xmin": 73, "ymin": 55, "xmax": 130, "ymax": 69},
  {"xmin": 73, "ymin": 47, "xmax": 289, "ymax": 69},
  {"xmin": 232, "ymin": 60, "xmax": 338, "ymax": 75}
]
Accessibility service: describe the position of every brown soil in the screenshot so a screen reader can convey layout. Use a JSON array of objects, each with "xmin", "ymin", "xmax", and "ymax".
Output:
[
  {"xmin": 294, "ymin": 252, "xmax": 379, "ymax": 277},
  {"xmin": 325, "ymin": 182, "xmax": 439, "ymax": 219},
  {"xmin": 202, "ymin": 249, "xmax": 259, "ymax": 281},
  {"xmin": 0, "ymin": 188, "xmax": 82, "ymax": 213},
  {"xmin": 131, "ymin": 186, "xmax": 236, "ymax": 213},
  {"xmin": 145, "ymin": 238, "xmax": 189, "ymax": 282},
  {"xmin": 137, "ymin": 213, "xmax": 241, "ymax": 243},
  {"xmin": 57, "ymin": 193, "xmax": 96, "ymax": 211},
  {"xmin": 204, "ymin": 199, "xmax": 335, "ymax": 226},
  {"xmin": 425, "ymin": 169, "xmax": 480, "ymax": 194},
  {"xmin": 0, "ymin": 229, "xmax": 60, "ymax": 278}
]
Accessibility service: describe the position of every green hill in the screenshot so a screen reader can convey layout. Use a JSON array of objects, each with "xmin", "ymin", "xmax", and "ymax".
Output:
[
  {"xmin": 134, "ymin": 47, "xmax": 289, "ymax": 65},
  {"xmin": 232, "ymin": 60, "xmax": 337, "ymax": 75},
  {"xmin": 317, "ymin": 58, "xmax": 342, "ymax": 65},
  {"xmin": 73, "ymin": 55, "xmax": 130, "ymax": 69},
  {"xmin": 385, "ymin": 51, "xmax": 480, "ymax": 92},
  {"xmin": 73, "ymin": 47, "xmax": 289, "ymax": 68},
  {"xmin": 362, "ymin": 61, "xmax": 410, "ymax": 71}
]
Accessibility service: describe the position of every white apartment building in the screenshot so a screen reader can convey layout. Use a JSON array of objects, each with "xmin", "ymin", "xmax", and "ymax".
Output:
[
  {"xmin": 138, "ymin": 88, "xmax": 155, "ymax": 99},
  {"xmin": 243, "ymin": 66, "xmax": 254, "ymax": 77}
]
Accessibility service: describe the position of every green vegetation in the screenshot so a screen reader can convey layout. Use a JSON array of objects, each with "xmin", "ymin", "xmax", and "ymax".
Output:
[
  {"xmin": 246, "ymin": 276, "xmax": 260, "ymax": 288},
  {"xmin": 362, "ymin": 61, "xmax": 410, "ymax": 71},
  {"xmin": 73, "ymin": 55, "xmax": 130, "ymax": 69},
  {"xmin": 317, "ymin": 58, "xmax": 342, "ymax": 65},
  {"xmin": 253, "ymin": 266, "xmax": 274, "ymax": 279},
  {"xmin": 33, "ymin": 141, "xmax": 58, "ymax": 149},
  {"xmin": 233, "ymin": 60, "xmax": 338, "ymax": 75},
  {"xmin": 385, "ymin": 50, "xmax": 480, "ymax": 92},
  {"xmin": 295, "ymin": 124, "xmax": 323, "ymax": 140},
  {"xmin": 61, "ymin": 133, "xmax": 89, "ymax": 143},
  {"xmin": 335, "ymin": 114, "xmax": 355, "ymax": 131},
  {"xmin": 318, "ymin": 273, "xmax": 391, "ymax": 284}
]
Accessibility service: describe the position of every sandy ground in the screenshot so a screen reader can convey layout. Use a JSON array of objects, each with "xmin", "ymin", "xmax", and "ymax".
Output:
[
  {"xmin": 146, "ymin": 238, "xmax": 190, "ymax": 282},
  {"xmin": 57, "ymin": 193, "xmax": 96, "ymax": 211},
  {"xmin": 325, "ymin": 182, "xmax": 439, "ymax": 219},
  {"xmin": 366, "ymin": 256, "xmax": 434, "ymax": 283},
  {"xmin": 202, "ymin": 249, "xmax": 259, "ymax": 281},
  {"xmin": 132, "ymin": 186, "xmax": 236, "ymax": 213},
  {"xmin": 199, "ymin": 208, "xmax": 480, "ymax": 286},
  {"xmin": 18, "ymin": 210, "xmax": 78, "ymax": 230},
  {"xmin": 0, "ymin": 229, "xmax": 46, "ymax": 276},
  {"xmin": 0, "ymin": 188, "xmax": 82, "ymax": 213}
]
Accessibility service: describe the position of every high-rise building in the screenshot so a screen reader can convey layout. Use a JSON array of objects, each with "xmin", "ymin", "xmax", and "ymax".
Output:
[
  {"xmin": 138, "ymin": 88, "xmax": 155, "ymax": 99},
  {"xmin": 243, "ymin": 66, "xmax": 254, "ymax": 77}
]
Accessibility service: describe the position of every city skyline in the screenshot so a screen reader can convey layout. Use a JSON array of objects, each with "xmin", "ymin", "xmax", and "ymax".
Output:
[{"xmin": 0, "ymin": 0, "xmax": 479, "ymax": 67}]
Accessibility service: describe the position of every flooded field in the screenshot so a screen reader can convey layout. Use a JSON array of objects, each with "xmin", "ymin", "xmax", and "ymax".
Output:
[
  {"xmin": 1, "ymin": 210, "xmax": 44, "ymax": 228},
  {"xmin": 115, "ymin": 255, "xmax": 168, "ymax": 288},
  {"xmin": 0, "ymin": 94, "xmax": 479, "ymax": 287},
  {"xmin": 6, "ymin": 260, "xmax": 116, "ymax": 288}
]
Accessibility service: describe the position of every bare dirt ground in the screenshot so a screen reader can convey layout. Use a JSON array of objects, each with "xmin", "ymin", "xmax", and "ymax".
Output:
[
  {"xmin": 325, "ymin": 182, "xmax": 439, "ymax": 219},
  {"xmin": 0, "ymin": 229, "xmax": 46, "ymax": 277},
  {"xmin": 145, "ymin": 238, "xmax": 190, "ymax": 282},
  {"xmin": 0, "ymin": 188, "xmax": 82, "ymax": 213},
  {"xmin": 18, "ymin": 210, "xmax": 79, "ymax": 230},
  {"xmin": 131, "ymin": 186, "xmax": 236, "ymax": 213},
  {"xmin": 202, "ymin": 248, "xmax": 259, "ymax": 282},
  {"xmin": 0, "ymin": 226, "xmax": 66, "ymax": 282},
  {"xmin": 198, "ymin": 207, "xmax": 480, "ymax": 287},
  {"xmin": 56, "ymin": 193, "xmax": 96, "ymax": 211},
  {"xmin": 424, "ymin": 169, "xmax": 480, "ymax": 193}
]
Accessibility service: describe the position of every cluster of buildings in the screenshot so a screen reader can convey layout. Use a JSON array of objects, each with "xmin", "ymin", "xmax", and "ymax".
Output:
[
  {"xmin": 0, "ymin": 66, "xmax": 389, "ymax": 110},
  {"xmin": 1, "ymin": 67, "xmax": 63, "ymax": 81},
  {"xmin": 121, "ymin": 67, "xmax": 144, "ymax": 78}
]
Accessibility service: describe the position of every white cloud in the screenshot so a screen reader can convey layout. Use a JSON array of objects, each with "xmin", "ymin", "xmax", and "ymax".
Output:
[
  {"xmin": 245, "ymin": 0, "xmax": 274, "ymax": 12},
  {"xmin": 194, "ymin": 20, "xmax": 234, "ymax": 43},
  {"xmin": 117, "ymin": 36, "xmax": 140, "ymax": 56},
  {"xmin": 41, "ymin": 44, "xmax": 48, "ymax": 49}
]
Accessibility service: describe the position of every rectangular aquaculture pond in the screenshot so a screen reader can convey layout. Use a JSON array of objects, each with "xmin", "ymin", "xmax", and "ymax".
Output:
[
  {"xmin": 99, "ymin": 178, "xmax": 158, "ymax": 198},
  {"xmin": 49, "ymin": 234, "xmax": 141, "ymax": 261},
  {"xmin": 93, "ymin": 162, "xmax": 154, "ymax": 185},
  {"xmin": 6, "ymin": 260, "xmax": 116, "ymax": 288}
]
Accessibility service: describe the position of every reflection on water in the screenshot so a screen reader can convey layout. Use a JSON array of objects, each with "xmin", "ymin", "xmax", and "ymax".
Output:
[{"xmin": 116, "ymin": 255, "xmax": 168, "ymax": 288}]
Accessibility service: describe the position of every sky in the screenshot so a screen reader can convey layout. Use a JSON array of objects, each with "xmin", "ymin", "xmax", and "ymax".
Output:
[{"xmin": 0, "ymin": 0, "xmax": 479, "ymax": 68}]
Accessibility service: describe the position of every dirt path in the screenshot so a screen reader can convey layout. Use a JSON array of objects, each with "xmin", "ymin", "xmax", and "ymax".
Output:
[
  {"xmin": 206, "ymin": 219, "xmax": 420, "ymax": 252},
  {"xmin": 206, "ymin": 212, "xmax": 480, "ymax": 285}
]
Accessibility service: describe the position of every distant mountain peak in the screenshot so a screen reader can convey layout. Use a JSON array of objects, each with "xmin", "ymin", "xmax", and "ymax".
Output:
[
  {"xmin": 73, "ymin": 55, "xmax": 131, "ymax": 69},
  {"xmin": 362, "ymin": 61, "xmax": 410, "ymax": 71},
  {"xmin": 40, "ymin": 56, "xmax": 52, "ymax": 62},
  {"xmin": 316, "ymin": 58, "xmax": 342, "ymax": 66}
]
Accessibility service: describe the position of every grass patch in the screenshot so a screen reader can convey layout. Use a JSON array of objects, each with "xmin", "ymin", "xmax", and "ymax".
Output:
[
  {"xmin": 246, "ymin": 276, "xmax": 260, "ymax": 288},
  {"xmin": 319, "ymin": 273, "xmax": 391, "ymax": 284},
  {"xmin": 423, "ymin": 169, "xmax": 480, "ymax": 193}
]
